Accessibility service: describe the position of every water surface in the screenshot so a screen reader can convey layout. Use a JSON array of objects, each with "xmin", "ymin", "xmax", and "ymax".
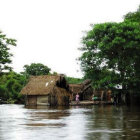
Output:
[{"xmin": 0, "ymin": 104, "xmax": 140, "ymax": 140}]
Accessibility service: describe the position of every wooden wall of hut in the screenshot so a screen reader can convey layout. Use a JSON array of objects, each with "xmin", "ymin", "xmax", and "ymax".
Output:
[{"xmin": 26, "ymin": 95, "xmax": 37, "ymax": 106}]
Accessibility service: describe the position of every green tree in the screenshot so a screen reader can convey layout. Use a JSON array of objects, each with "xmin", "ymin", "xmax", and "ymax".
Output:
[
  {"xmin": 23, "ymin": 63, "xmax": 51, "ymax": 76},
  {"xmin": 0, "ymin": 85, "xmax": 8, "ymax": 101},
  {"xmin": 80, "ymin": 19, "xmax": 140, "ymax": 90},
  {"xmin": 124, "ymin": 6, "xmax": 140, "ymax": 23},
  {"xmin": 65, "ymin": 76, "xmax": 83, "ymax": 84},
  {"xmin": 0, "ymin": 72, "xmax": 27, "ymax": 103},
  {"xmin": 0, "ymin": 31, "xmax": 16, "ymax": 74}
]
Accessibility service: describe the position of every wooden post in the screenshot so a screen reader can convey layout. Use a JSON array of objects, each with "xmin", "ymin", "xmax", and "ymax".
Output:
[{"xmin": 101, "ymin": 91, "xmax": 104, "ymax": 101}]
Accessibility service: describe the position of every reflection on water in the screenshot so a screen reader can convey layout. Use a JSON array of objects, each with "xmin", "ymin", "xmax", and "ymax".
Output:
[{"xmin": 0, "ymin": 105, "xmax": 140, "ymax": 140}]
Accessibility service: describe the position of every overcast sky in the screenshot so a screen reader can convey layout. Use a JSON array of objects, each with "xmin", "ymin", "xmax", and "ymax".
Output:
[{"xmin": 0, "ymin": 0, "xmax": 139, "ymax": 78}]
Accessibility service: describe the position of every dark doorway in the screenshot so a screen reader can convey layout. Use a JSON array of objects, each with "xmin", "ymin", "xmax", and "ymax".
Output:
[{"xmin": 79, "ymin": 93, "xmax": 84, "ymax": 101}]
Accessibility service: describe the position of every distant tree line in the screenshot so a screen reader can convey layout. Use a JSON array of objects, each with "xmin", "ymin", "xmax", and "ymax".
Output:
[{"xmin": 65, "ymin": 77, "xmax": 83, "ymax": 84}]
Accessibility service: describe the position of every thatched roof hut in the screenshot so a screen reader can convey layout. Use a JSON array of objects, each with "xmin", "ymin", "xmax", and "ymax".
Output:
[
  {"xmin": 69, "ymin": 80, "xmax": 93, "ymax": 101},
  {"xmin": 21, "ymin": 75, "xmax": 70, "ymax": 106}
]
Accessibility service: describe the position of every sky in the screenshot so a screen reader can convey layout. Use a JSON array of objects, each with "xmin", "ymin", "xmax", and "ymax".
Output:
[{"xmin": 0, "ymin": 0, "xmax": 139, "ymax": 78}]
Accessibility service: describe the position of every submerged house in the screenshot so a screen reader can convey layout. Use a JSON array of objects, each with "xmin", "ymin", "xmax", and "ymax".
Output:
[
  {"xmin": 69, "ymin": 80, "xmax": 93, "ymax": 101},
  {"xmin": 20, "ymin": 75, "xmax": 71, "ymax": 106}
]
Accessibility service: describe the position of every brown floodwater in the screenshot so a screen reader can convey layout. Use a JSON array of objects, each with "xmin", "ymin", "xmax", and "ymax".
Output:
[{"xmin": 0, "ymin": 104, "xmax": 140, "ymax": 140}]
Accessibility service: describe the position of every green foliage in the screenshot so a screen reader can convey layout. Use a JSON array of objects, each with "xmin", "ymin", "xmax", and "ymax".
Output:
[
  {"xmin": 124, "ymin": 6, "xmax": 140, "ymax": 23},
  {"xmin": 0, "ymin": 31, "xmax": 16, "ymax": 74},
  {"xmin": 52, "ymin": 71, "xmax": 58, "ymax": 76},
  {"xmin": 24, "ymin": 63, "xmax": 51, "ymax": 76},
  {"xmin": 79, "ymin": 6, "xmax": 140, "ymax": 91},
  {"xmin": 0, "ymin": 85, "xmax": 8, "ymax": 100},
  {"xmin": 0, "ymin": 72, "xmax": 27, "ymax": 103},
  {"xmin": 65, "ymin": 76, "xmax": 83, "ymax": 84}
]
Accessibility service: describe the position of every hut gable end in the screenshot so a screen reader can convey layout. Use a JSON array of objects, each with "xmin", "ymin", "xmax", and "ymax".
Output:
[{"xmin": 69, "ymin": 79, "xmax": 93, "ymax": 101}]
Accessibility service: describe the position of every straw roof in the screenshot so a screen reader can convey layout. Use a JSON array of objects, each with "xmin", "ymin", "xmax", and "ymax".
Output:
[
  {"xmin": 82, "ymin": 79, "xmax": 92, "ymax": 86},
  {"xmin": 69, "ymin": 79, "xmax": 92, "ymax": 94},
  {"xmin": 21, "ymin": 75, "xmax": 68, "ymax": 95},
  {"xmin": 69, "ymin": 84, "xmax": 84, "ymax": 94}
]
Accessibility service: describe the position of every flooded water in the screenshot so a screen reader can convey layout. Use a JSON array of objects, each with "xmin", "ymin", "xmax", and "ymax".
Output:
[{"xmin": 0, "ymin": 105, "xmax": 140, "ymax": 140}]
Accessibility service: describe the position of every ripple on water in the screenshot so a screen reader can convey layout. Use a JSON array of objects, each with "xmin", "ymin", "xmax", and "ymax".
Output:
[{"xmin": 0, "ymin": 105, "xmax": 140, "ymax": 140}]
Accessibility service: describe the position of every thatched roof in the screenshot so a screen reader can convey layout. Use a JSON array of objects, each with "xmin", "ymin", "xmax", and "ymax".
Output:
[
  {"xmin": 21, "ymin": 75, "xmax": 69, "ymax": 95},
  {"xmin": 69, "ymin": 84, "xmax": 84, "ymax": 94},
  {"xmin": 82, "ymin": 79, "xmax": 92, "ymax": 86},
  {"xmin": 69, "ymin": 79, "xmax": 92, "ymax": 94}
]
